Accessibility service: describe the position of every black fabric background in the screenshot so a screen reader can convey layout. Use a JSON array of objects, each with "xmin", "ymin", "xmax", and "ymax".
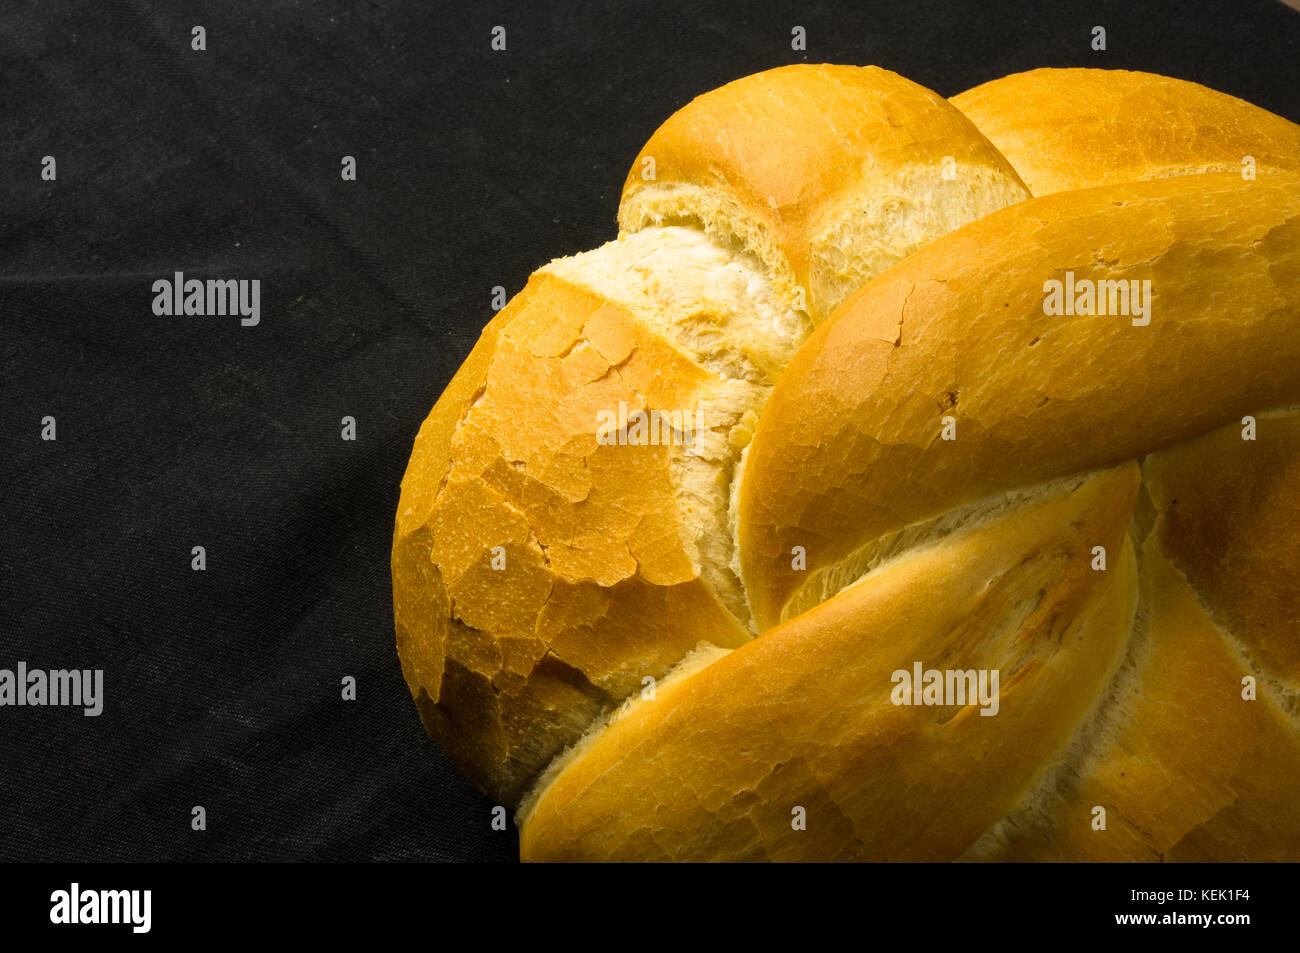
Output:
[{"xmin": 1, "ymin": 0, "xmax": 1297, "ymax": 863}]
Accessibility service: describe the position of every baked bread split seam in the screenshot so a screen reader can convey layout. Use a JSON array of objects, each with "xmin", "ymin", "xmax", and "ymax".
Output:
[{"xmin": 392, "ymin": 64, "xmax": 1300, "ymax": 861}]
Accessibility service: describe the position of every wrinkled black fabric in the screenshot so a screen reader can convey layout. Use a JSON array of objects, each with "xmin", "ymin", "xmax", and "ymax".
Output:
[{"xmin": 1, "ymin": 0, "xmax": 1297, "ymax": 862}]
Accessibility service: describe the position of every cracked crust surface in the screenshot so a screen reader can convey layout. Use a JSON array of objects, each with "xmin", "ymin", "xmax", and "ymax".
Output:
[{"xmin": 392, "ymin": 264, "xmax": 759, "ymax": 804}]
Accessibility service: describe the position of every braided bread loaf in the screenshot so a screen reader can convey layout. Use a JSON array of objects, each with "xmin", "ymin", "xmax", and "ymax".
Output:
[{"xmin": 392, "ymin": 65, "xmax": 1300, "ymax": 861}]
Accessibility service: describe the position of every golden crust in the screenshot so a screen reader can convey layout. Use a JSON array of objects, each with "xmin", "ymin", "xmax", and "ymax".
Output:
[
  {"xmin": 738, "ymin": 173, "xmax": 1300, "ymax": 630},
  {"xmin": 952, "ymin": 68, "xmax": 1300, "ymax": 195}
]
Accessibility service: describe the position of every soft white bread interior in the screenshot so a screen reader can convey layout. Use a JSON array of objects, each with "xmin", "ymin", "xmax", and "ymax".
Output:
[
  {"xmin": 620, "ymin": 64, "xmax": 1029, "ymax": 322},
  {"xmin": 539, "ymin": 225, "xmax": 806, "ymax": 630},
  {"xmin": 542, "ymin": 226, "xmax": 807, "ymax": 384}
]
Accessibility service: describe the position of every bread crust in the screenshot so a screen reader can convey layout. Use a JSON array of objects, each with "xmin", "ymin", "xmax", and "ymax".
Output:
[
  {"xmin": 738, "ymin": 173, "xmax": 1300, "ymax": 630},
  {"xmin": 395, "ymin": 66, "xmax": 1300, "ymax": 860},
  {"xmin": 952, "ymin": 68, "xmax": 1300, "ymax": 195}
]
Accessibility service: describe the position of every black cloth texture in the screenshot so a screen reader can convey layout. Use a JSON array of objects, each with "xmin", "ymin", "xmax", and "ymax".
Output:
[{"xmin": 2, "ymin": 0, "xmax": 1298, "ymax": 862}]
